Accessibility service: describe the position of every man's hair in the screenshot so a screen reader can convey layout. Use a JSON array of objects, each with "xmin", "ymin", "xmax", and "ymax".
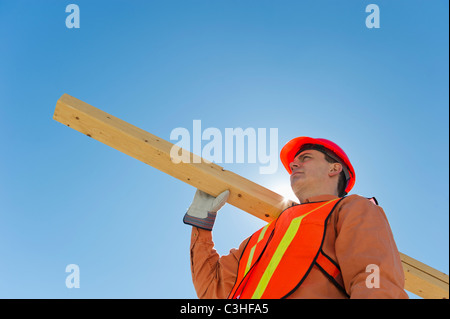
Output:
[{"xmin": 323, "ymin": 154, "xmax": 347, "ymax": 197}]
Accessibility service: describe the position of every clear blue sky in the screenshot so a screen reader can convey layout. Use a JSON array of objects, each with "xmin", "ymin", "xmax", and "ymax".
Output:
[{"xmin": 0, "ymin": 0, "xmax": 448, "ymax": 299}]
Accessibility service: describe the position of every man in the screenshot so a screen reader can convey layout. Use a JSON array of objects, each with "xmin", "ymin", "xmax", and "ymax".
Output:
[{"xmin": 183, "ymin": 136, "xmax": 408, "ymax": 299}]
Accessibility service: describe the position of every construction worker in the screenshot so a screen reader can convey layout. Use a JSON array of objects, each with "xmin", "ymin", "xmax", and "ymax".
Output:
[{"xmin": 183, "ymin": 137, "xmax": 408, "ymax": 299}]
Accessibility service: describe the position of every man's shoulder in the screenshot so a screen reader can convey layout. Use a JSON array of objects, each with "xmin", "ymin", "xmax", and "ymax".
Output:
[
  {"xmin": 341, "ymin": 194, "xmax": 379, "ymax": 205},
  {"xmin": 337, "ymin": 194, "xmax": 382, "ymax": 215},
  {"xmin": 332, "ymin": 195, "xmax": 390, "ymax": 233}
]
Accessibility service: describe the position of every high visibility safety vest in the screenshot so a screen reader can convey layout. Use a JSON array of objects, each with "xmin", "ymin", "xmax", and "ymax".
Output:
[{"xmin": 228, "ymin": 198, "xmax": 348, "ymax": 299}]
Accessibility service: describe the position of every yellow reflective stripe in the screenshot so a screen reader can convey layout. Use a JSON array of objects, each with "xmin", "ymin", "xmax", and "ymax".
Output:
[
  {"xmin": 251, "ymin": 199, "xmax": 339, "ymax": 299},
  {"xmin": 244, "ymin": 223, "xmax": 270, "ymax": 276},
  {"xmin": 251, "ymin": 215, "xmax": 306, "ymax": 299}
]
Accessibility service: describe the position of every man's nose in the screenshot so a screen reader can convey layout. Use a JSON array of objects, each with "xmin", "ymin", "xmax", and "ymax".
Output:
[{"xmin": 289, "ymin": 160, "xmax": 300, "ymax": 171}]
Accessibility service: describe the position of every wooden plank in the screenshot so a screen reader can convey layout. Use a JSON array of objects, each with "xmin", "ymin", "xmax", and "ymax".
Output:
[
  {"xmin": 53, "ymin": 93, "xmax": 449, "ymax": 299},
  {"xmin": 53, "ymin": 93, "xmax": 295, "ymax": 222},
  {"xmin": 400, "ymin": 253, "xmax": 449, "ymax": 299}
]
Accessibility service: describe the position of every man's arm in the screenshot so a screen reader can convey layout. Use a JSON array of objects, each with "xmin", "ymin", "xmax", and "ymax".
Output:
[
  {"xmin": 190, "ymin": 227, "xmax": 249, "ymax": 298},
  {"xmin": 335, "ymin": 195, "xmax": 408, "ymax": 299},
  {"xmin": 184, "ymin": 189, "xmax": 249, "ymax": 299}
]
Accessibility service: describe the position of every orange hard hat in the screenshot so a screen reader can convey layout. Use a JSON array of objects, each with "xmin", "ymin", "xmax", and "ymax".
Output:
[{"xmin": 280, "ymin": 137, "xmax": 356, "ymax": 194}]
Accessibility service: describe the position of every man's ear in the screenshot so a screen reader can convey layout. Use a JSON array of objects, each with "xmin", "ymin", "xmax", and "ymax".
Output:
[{"xmin": 328, "ymin": 163, "xmax": 343, "ymax": 177}]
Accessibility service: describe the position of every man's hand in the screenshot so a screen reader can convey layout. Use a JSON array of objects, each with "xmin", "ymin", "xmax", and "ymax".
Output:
[{"xmin": 183, "ymin": 189, "xmax": 230, "ymax": 231}]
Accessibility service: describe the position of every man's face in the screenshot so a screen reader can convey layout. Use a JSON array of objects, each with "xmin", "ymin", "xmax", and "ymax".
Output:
[{"xmin": 289, "ymin": 149, "xmax": 333, "ymax": 196}]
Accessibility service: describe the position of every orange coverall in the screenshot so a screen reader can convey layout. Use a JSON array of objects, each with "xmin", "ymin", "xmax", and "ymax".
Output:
[{"xmin": 189, "ymin": 194, "xmax": 408, "ymax": 299}]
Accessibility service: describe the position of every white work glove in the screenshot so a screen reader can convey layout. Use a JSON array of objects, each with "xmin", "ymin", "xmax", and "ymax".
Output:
[{"xmin": 183, "ymin": 189, "xmax": 230, "ymax": 231}]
